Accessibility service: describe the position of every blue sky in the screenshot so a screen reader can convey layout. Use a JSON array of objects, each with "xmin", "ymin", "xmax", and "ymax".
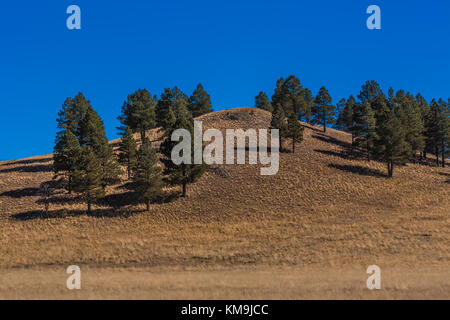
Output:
[{"xmin": 0, "ymin": 0, "xmax": 449, "ymax": 160}]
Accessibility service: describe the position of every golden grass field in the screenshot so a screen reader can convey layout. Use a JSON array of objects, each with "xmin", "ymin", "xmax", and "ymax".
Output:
[{"xmin": 0, "ymin": 108, "xmax": 449, "ymax": 299}]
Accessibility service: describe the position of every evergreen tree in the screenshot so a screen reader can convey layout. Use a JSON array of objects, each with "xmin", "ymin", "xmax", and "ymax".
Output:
[
  {"xmin": 372, "ymin": 105, "xmax": 412, "ymax": 177},
  {"xmin": 313, "ymin": 86, "xmax": 335, "ymax": 133},
  {"xmin": 254, "ymin": 92, "xmax": 273, "ymax": 112},
  {"xmin": 129, "ymin": 138, "xmax": 164, "ymax": 212},
  {"xmin": 270, "ymin": 103, "xmax": 288, "ymax": 139},
  {"xmin": 72, "ymin": 147, "xmax": 105, "ymax": 213},
  {"xmin": 392, "ymin": 91, "xmax": 425, "ymax": 161},
  {"xmin": 56, "ymin": 93, "xmax": 91, "ymax": 144},
  {"xmin": 80, "ymin": 106, "xmax": 121, "ymax": 187},
  {"xmin": 117, "ymin": 89, "xmax": 157, "ymax": 141},
  {"xmin": 53, "ymin": 129, "xmax": 82, "ymax": 194},
  {"xmin": 156, "ymin": 87, "xmax": 190, "ymax": 128},
  {"xmin": 338, "ymin": 96, "xmax": 357, "ymax": 146},
  {"xmin": 358, "ymin": 80, "xmax": 383, "ymax": 104},
  {"xmin": 118, "ymin": 127, "xmax": 137, "ymax": 180},
  {"xmin": 286, "ymin": 111, "xmax": 304, "ymax": 153},
  {"xmin": 301, "ymin": 88, "xmax": 314, "ymax": 122},
  {"xmin": 353, "ymin": 101, "xmax": 377, "ymax": 161},
  {"xmin": 160, "ymin": 113, "xmax": 206, "ymax": 197},
  {"xmin": 189, "ymin": 83, "xmax": 213, "ymax": 117},
  {"xmin": 271, "ymin": 75, "xmax": 309, "ymax": 119}
]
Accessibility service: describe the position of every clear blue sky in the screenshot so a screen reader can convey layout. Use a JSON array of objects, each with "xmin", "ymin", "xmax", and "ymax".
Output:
[{"xmin": 0, "ymin": 0, "xmax": 449, "ymax": 160}]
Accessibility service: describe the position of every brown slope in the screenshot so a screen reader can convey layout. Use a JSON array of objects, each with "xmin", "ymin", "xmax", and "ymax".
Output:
[{"xmin": 0, "ymin": 107, "xmax": 449, "ymax": 272}]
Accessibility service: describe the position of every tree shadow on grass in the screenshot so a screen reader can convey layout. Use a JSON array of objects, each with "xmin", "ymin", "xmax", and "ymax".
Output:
[
  {"xmin": 0, "ymin": 187, "xmax": 40, "ymax": 198},
  {"xmin": 0, "ymin": 164, "xmax": 53, "ymax": 173},
  {"xmin": 437, "ymin": 172, "xmax": 450, "ymax": 183},
  {"xmin": 0, "ymin": 158, "xmax": 51, "ymax": 167},
  {"xmin": 312, "ymin": 134, "xmax": 352, "ymax": 150},
  {"xmin": 328, "ymin": 163, "xmax": 386, "ymax": 178},
  {"xmin": 11, "ymin": 207, "xmax": 143, "ymax": 221},
  {"xmin": 315, "ymin": 149, "xmax": 360, "ymax": 160}
]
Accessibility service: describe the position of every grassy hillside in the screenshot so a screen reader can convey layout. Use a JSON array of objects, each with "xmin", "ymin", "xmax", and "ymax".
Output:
[{"xmin": 0, "ymin": 107, "xmax": 449, "ymax": 299}]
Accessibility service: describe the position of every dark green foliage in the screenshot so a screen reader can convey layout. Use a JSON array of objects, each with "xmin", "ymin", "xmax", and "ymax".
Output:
[
  {"xmin": 53, "ymin": 130, "xmax": 82, "ymax": 193},
  {"xmin": 425, "ymin": 99, "xmax": 449, "ymax": 167},
  {"xmin": 286, "ymin": 111, "xmax": 304, "ymax": 153},
  {"xmin": 117, "ymin": 89, "xmax": 157, "ymax": 141},
  {"xmin": 55, "ymin": 93, "xmax": 120, "ymax": 192},
  {"xmin": 337, "ymin": 96, "xmax": 357, "ymax": 144},
  {"xmin": 189, "ymin": 83, "xmax": 213, "ymax": 118},
  {"xmin": 372, "ymin": 105, "xmax": 412, "ymax": 177},
  {"xmin": 129, "ymin": 138, "xmax": 164, "ymax": 212},
  {"xmin": 254, "ymin": 92, "xmax": 273, "ymax": 112},
  {"xmin": 358, "ymin": 80, "xmax": 383, "ymax": 104},
  {"xmin": 271, "ymin": 75, "xmax": 310, "ymax": 120},
  {"xmin": 270, "ymin": 103, "xmax": 288, "ymax": 139},
  {"xmin": 391, "ymin": 91, "xmax": 426, "ymax": 160},
  {"xmin": 160, "ymin": 112, "xmax": 206, "ymax": 197},
  {"xmin": 156, "ymin": 87, "xmax": 190, "ymax": 128},
  {"xmin": 72, "ymin": 147, "xmax": 105, "ymax": 213},
  {"xmin": 312, "ymin": 86, "xmax": 335, "ymax": 132},
  {"xmin": 118, "ymin": 127, "xmax": 137, "ymax": 180},
  {"xmin": 353, "ymin": 101, "xmax": 377, "ymax": 161}
]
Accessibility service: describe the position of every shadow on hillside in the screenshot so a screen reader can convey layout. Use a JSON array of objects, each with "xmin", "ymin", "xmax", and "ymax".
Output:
[
  {"xmin": 11, "ymin": 207, "xmax": 146, "ymax": 221},
  {"xmin": 438, "ymin": 172, "xmax": 450, "ymax": 183},
  {"xmin": 0, "ymin": 164, "xmax": 53, "ymax": 173},
  {"xmin": 0, "ymin": 158, "xmax": 51, "ymax": 167},
  {"xmin": 312, "ymin": 134, "xmax": 352, "ymax": 150},
  {"xmin": 328, "ymin": 163, "xmax": 386, "ymax": 178},
  {"xmin": 0, "ymin": 187, "xmax": 39, "ymax": 198},
  {"xmin": 315, "ymin": 149, "xmax": 354, "ymax": 160}
]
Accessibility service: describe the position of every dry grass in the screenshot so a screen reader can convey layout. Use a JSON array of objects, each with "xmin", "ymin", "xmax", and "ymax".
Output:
[{"xmin": 0, "ymin": 107, "xmax": 449, "ymax": 299}]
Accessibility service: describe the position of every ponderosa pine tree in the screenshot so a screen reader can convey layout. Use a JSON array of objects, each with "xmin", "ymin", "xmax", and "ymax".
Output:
[
  {"xmin": 358, "ymin": 80, "xmax": 384, "ymax": 104},
  {"xmin": 160, "ymin": 111, "xmax": 206, "ymax": 197},
  {"xmin": 424, "ymin": 99, "xmax": 448, "ymax": 166},
  {"xmin": 189, "ymin": 83, "xmax": 213, "ymax": 118},
  {"xmin": 156, "ymin": 87, "xmax": 190, "ymax": 128},
  {"xmin": 313, "ymin": 86, "xmax": 335, "ymax": 133},
  {"xmin": 129, "ymin": 138, "xmax": 164, "ymax": 212},
  {"xmin": 271, "ymin": 75, "xmax": 309, "ymax": 119},
  {"xmin": 392, "ymin": 91, "xmax": 425, "ymax": 162},
  {"xmin": 286, "ymin": 111, "xmax": 304, "ymax": 153},
  {"xmin": 254, "ymin": 92, "xmax": 273, "ymax": 112},
  {"xmin": 353, "ymin": 101, "xmax": 377, "ymax": 161},
  {"xmin": 118, "ymin": 127, "xmax": 137, "ymax": 180},
  {"xmin": 80, "ymin": 106, "xmax": 121, "ymax": 187},
  {"xmin": 270, "ymin": 103, "xmax": 288, "ymax": 147},
  {"xmin": 337, "ymin": 96, "xmax": 358, "ymax": 146},
  {"xmin": 372, "ymin": 105, "xmax": 412, "ymax": 177},
  {"xmin": 117, "ymin": 89, "xmax": 157, "ymax": 141},
  {"xmin": 53, "ymin": 129, "xmax": 82, "ymax": 194},
  {"xmin": 56, "ymin": 93, "xmax": 91, "ymax": 144},
  {"xmin": 72, "ymin": 147, "xmax": 105, "ymax": 213}
]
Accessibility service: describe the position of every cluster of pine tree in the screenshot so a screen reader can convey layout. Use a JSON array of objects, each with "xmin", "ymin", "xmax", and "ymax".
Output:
[
  {"xmin": 257, "ymin": 77, "xmax": 449, "ymax": 177},
  {"xmin": 53, "ymin": 84, "xmax": 212, "ymax": 213}
]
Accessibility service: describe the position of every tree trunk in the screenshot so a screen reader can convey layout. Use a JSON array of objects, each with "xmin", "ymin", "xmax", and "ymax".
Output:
[
  {"xmin": 292, "ymin": 138, "xmax": 295, "ymax": 153},
  {"xmin": 45, "ymin": 201, "xmax": 49, "ymax": 214},
  {"xmin": 442, "ymin": 140, "xmax": 445, "ymax": 168},
  {"xmin": 182, "ymin": 183, "xmax": 187, "ymax": 197},
  {"xmin": 387, "ymin": 161, "xmax": 394, "ymax": 178},
  {"xmin": 87, "ymin": 199, "xmax": 91, "ymax": 214},
  {"xmin": 366, "ymin": 141, "xmax": 371, "ymax": 162},
  {"xmin": 68, "ymin": 176, "xmax": 72, "ymax": 194},
  {"xmin": 140, "ymin": 129, "xmax": 146, "ymax": 141},
  {"xmin": 436, "ymin": 146, "xmax": 439, "ymax": 166},
  {"xmin": 146, "ymin": 201, "xmax": 150, "ymax": 212}
]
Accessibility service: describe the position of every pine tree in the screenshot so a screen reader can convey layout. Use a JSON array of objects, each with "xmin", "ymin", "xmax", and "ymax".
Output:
[
  {"xmin": 56, "ymin": 93, "xmax": 91, "ymax": 144},
  {"xmin": 72, "ymin": 147, "xmax": 105, "ymax": 213},
  {"xmin": 129, "ymin": 138, "xmax": 164, "ymax": 212},
  {"xmin": 286, "ymin": 111, "xmax": 304, "ymax": 153},
  {"xmin": 313, "ymin": 86, "xmax": 335, "ymax": 132},
  {"xmin": 353, "ymin": 101, "xmax": 377, "ymax": 161},
  {"xmin": 156, "ymin": 87, "xmax": 190, "ymax": 128},
  {"xmin": 393, "ymin": 91, "xmax": 425, "ymax": 162},
  {"xmin": 254, "ymin": 92, "xmax": 273, "ymax": 112},
  {"xmin": 270, "ymin": 103, "xmax": 287, "ymax": 139},
  {"xmin": 80, "ymin": 106, "xmax": 121, "ymax": 187},
  {"xmin": 271, "ymin": 75, "xmax": 309, "ymax": 119},
  {"xmin": 358, "ymin": 80, "xmax": 383, "ymax": 104},
  {"xmin": 117, "ymin": 89, "xmax": 157, "ymax": 141},
  {"xmin": 118, "ymin": 127, "xmax": 137, "ymax": 180},
  {"xmin": 189, "ymin": 83, "xmax": 213, "ymax": 117},
  {"xmin": 160, "ymin": 113, "xmax": 206, "ymax": 197},
  {"xmin": 53, "ymin": 129, "xmax": 82, "ymax": 194},
  {"xmin": 372, "ymin": 105, "xmax": 412, "ymax": 177}
]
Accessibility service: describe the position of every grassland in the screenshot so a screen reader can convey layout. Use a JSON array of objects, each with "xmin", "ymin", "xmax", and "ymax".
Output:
[{"xmin": 0, "ymin": 108, "xmax": 449, "ymax": 299}]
